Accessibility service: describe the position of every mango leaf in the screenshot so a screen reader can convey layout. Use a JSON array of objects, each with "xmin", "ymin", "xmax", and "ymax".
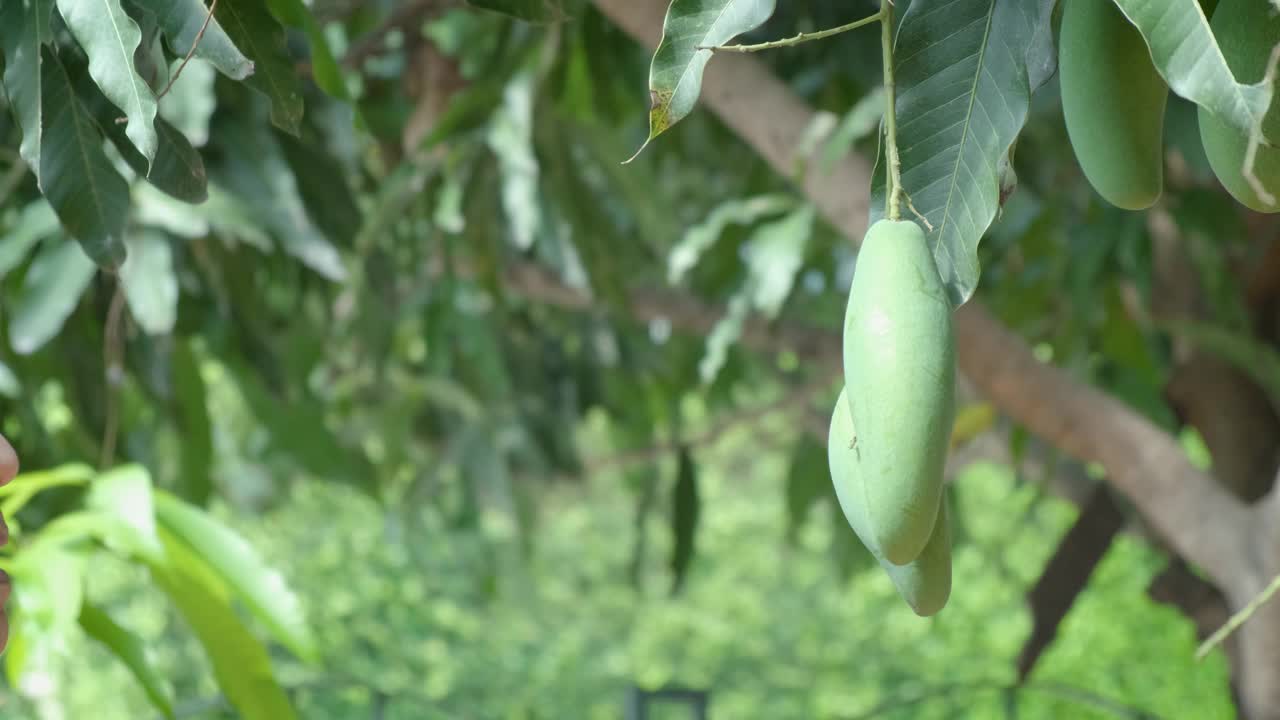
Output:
[
  {"xmin": 8, "ymin": 544, "xmax": 87, "ymax": 647},
  {"xmin": 55, "ymin": 0, "xmax": 158, "ymax": 164},
  {"xmin": 37, "ymin": 49, "xmax": 130, "ymax": 267},
  {"xmin": 119, "ymin": 230, "xmax": 178, "ymax": 335},
  {"xmin": 149, "ymin": 527, "xmax": 297, "ymax": 720},
  {"xmin": 699, "ymin": 289, "xmax": 750, "ymax": 384},
  {"xmin": 868, "ymin": 0, "xmax": 1058, "ymax": 308},
  {"xmin": 669, "ymin": 446, "xmax": 700, "ymax": 595},
  {"xmin": 157, "ymin": 56, "xmax": 216, "ymax": 146},
  {"xmin": 143, "ymin": 0, "xmax": 254, "ymax": 80},
  {"xmin": 0, "ymin": 0, "xmax": 55, "ymax": 174},
  {"xmin": 0, "ymin": 463, "xmax": 95, "ymax": 519},
  {"xmin": 668, "ymin": 194, "xmax": 794, "ymax": 284},
  {"xmin": 467, "ymin": 0, "xmax": 565, "ymax": 22},
  {"xmin": 744, "ymin": 204, "xmax": 814, "ymax": 317},
  {"xmin": 154, "ymin": 492, "xmax": 319, "ymax": 662},
  {"xmin": 172, "ymin": 339, "xmax": 214, "ymax": 504},
  {"xmin": 628, "ymin": 0, "xmax": 777, "ymax": 161},
  {"xmin": 784, "ymin": 435, "xmax": 830, "ymax": 543},
  {"xmin": 488, "ymin": 73, "xmax": 542, "ymax": 250},
  {"xmin": 9, "ymin": 238, "xmax": 97, "ymax": 355},
  {"xmin": 84, "ymin": 464, "xmax": 164, "ymax": 563},
  {"xmin": 0, "ymin": 200, "xmax": 60, "ymax": 279},
  {"xmin": 263, "ymin": 0, "xmax": 347, "ymax": 99},
  {"xmin": 1114, "ymin": 0, "xmax": 1273, "ymax": 141},
  {"xmin": 79, "ymin": 602, "xmax": 175, "ymax": 719},
  {"xmin": 215, "ymin": 0, "xmax": 304, "ymax": 134}
]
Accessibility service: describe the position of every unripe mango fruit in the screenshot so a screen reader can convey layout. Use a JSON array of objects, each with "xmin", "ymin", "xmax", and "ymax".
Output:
[
  {"xmin": 828, "ymin": 391, "xmax": 952, "ymax": 616},
  {"xmin": 1198, "ymin": 0, "xmax": 1280, "ymax": 213},
  {"xmin": 842, "ymin": 219, "xmax": 955, "ymax": 566},
  {"xmin": 1059, "ymin": 0, "xmax": 1168, "ymax": 210}
]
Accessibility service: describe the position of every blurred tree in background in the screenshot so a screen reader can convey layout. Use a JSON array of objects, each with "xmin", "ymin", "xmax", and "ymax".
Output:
[{"xmin": 0, "ymin": 0, "xmax": 1275, "ymax": 717}]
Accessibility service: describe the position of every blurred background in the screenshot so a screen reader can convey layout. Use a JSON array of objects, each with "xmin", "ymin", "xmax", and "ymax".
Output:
[{"xmin": 0, "ymin": 0, "xmax": 1259, "ymax": 717}]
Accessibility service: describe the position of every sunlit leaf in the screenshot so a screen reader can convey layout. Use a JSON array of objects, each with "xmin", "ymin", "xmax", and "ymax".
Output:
[
  {"xmin": 629, "ymin": 0, "xmax": 777, "ymax": 160},
  {"xmin": 668, "ymin": 194, "xmax": 794, "ymax": 284},
  {"xmin": 119, "ymin": 230, "xmax": 178, "ymax": 335},
  {"xmin": 744, "ymin": 204, "xmax": 814, "ymax": 317},
  {"xmin": 488, "ymin": 73, "xmax": 542, "ymax": 250},
  {"xmin": 85, "ymin": 464, "xmax": 164, "ymax": 563}
]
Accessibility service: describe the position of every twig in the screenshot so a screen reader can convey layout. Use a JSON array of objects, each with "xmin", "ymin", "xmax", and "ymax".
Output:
[
  {"xmin": 700, "ymin": 13, "xmax": 881, "ymax": 53},
  {"xmin": 157, "ymin": 0, "xmax": 218, "ymax": 101},
  {"xmin": 1197, "ymin": 572, "xmax": 1280, "ymax": 660},
  {"xmin": 1243, "ymin": 44, "xmax": 1280, "ymax": 208},
  {"xmin": 880, "ymin": 0, "xmax": 902, "ymax": 221},
  {"xmin": 100, "ymin": 284, "xmax": 127, "ymax": 469}
]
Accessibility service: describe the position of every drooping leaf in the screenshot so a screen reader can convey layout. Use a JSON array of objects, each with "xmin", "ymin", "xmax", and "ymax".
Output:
[
  {"xmin": 488, "ymin": 72, "xmax": 542, "ymax": 250},
  {"xmin": 699, "ymin": 288, "xmax": 750, "ymax": 384},
  {"xmin": 669, "ymin": 445, "xmax": 700, "ymax": 594},
  {"xmin": 84, "ymin": 464, "xmax": 165, "ymax": 563},
  {"xmin": 148, "ymin": 527, "xmax": 297, "ymax": 720},
  {"xmin": 79, "ymin": 602, "xmax": 176, "ymax": 719},
  {"xmin": 154, "ymin": 492, "xmax": 318, "ymax": 662},
  {"xmin": 9, "ymin": 238, "xmax": 97, "ymax": 355},
  {"xmin": 868, "ymin": 0, "xmax": 1058, "ymax": 308},
  {"xmin": 784, "ymin": 434, "xmax": 830, "ymax": 543},
  {"xmin": 276, "ymin": 131, "xmax": 361, "ymax": 248},
  {"xmin": 118, "ymin": 230, "xmax": 179, "ymax": 335},
  {"xmin": 172, "ymin": 339, "xmax": 214, "ymax": 504},
  {"xmin": 0, "ymin": 200, "xmax": 60, "ymax": 279},
  {"xmin": 1114, "ymin": 0, "xmax": 1274, "ymax": 141},
  {"xmin": 0, "ymin": 0, "xmax": 55, "ymax": 175},
  {"xmin": 214, "ymin": 0, "xmax": 304, "ymax": 134},
  {"xmin": 143, "ymin": 0, "xmax": 254, "ymax": 80},
  {"xmin": 37, "ymin": 49, "xmax": 130, "ymax": 267},
  {"xmin": 55, "ymin": 0, "xmax": 159, "ymax": 164},
  {"xmin": 668, "ymin": 194, "xmax": 794, "ymax": 284},
  {"xmin": 629, "ymin": 0, "xmax": 777, "ymax": 160},
  {"xmin": 467, "ymin": 0, "xmax": 565, "ymax": 22},
  {"xmin": 744, "ymin": 204, "xmax": 815, "ymax": 317},
  {"xmin": 263, "ymin": 0, "xmax": 347, "ymax": 98}
]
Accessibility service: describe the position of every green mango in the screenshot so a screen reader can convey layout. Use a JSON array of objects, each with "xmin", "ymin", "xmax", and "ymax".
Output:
[
  {"xmin": 842, "ymin": 219, "xmax": 954, "ymax": 565},
  {"xmin": 1059, "ymin": 0, "xmax": 1168, "ymax": 210},
  {"xmin": 828, "ymin": 391, "xmax": 952, "ymax": 616},
  {"xmin": 1198, "ymin": 0, "xmax": 1280, "ymax": 213}
]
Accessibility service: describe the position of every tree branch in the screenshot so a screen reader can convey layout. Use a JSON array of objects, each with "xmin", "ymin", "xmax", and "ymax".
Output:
[{"xmin": 589, "ymin": 0, "xmax": 1255, "ymax": 590}]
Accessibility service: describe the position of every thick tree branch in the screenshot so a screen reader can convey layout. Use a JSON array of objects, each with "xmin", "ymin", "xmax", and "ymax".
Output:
[{"xmin": 589, "ymin": 0, "xmax": 1255, "ymax": 590}]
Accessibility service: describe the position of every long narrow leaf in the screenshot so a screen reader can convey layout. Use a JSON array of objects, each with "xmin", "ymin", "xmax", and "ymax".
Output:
[{"xmin": 79, "ymin": 602, "xmax": 175, "ymax": 719}]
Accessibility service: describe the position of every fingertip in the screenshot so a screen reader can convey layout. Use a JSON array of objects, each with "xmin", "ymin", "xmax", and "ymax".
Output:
[{"xmin": 0, "ymin": 434, "xmax": 17, "ymax": 486}]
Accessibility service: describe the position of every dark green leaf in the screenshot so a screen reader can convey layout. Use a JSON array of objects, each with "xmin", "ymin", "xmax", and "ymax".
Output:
[
  {"xmin": 869, "ymin": 0, "xmax": 1057, "ymax": 307},
  {"xmin": 155, "ymin": 492, "xmax": 319, "ymax": 662},
  {"xmin": 79, "ymin": 602, "xmax": 176, "ymax": 719},
  {"xmin": 172, "ymin": 339, "xmax": 214, "ymax": 504},
  {"xmin": 37, "ymin": 49, "xmax": 130, "ymax": 267},
  {"xmin": 670, "ymin": 445, "xmax": 700, "ymax": 594},
  {"xmin": 0, "ymin": 0, "xmax": 55, "ymax": 174},
  {"xmin": 9, "ymin": 238, "xmax": 96, "ymax": 355},
  {"xmin": 264, "ymin": 0, "xmax": 347, "ymax": 98},
  {"xmin": 629, "ymin": 0, "xmax": 776, "ymax": 160},
  {"xmin": 467, "ymin": 0, "xmax": 565, "ymax": 22},
  {"xmin": 784, "ymin": 434, "xmax": 829, "ymax": 544},
  {"xmin": 55, "ymin": 0, "xmax": 159, "ymax": 163},
  {"xmin": 214, "ymin": 0, "xmax": 304, "ymax": 134},
  {"xmin": 148, "ymin": 527, "xmax": 297, "ymax": 720},
  {"xmin": 141, "ymin": 0, "xmax": 254, "ymax": 79}
]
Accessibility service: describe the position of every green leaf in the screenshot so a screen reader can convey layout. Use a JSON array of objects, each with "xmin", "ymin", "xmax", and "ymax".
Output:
[
  {"xmin": 1114, "ymin": 0, "xmax": 1273, "ymax": 141},
  {"xmin": 784, "ymin": 434, "xmax": 830, "ymax": 543},
  {"xmin": 55, "ymin": 0, "xmax": 159, "ymax": 164},
  {"xmin": 0, "ymin": 200, "xmax": 60, "ymax": 279},
  {"xmin": 119, "ymin": 230, "xmax": 178, "ymax": 335},
  {"xmin": 79, "ymin": 602, "xmax": 175, "ymax": 719},
  {"xmin": 669, "ymin": 446, "xmax": 700, "ymax": 595},
  {"xmin": 9, "ymin": 544, "xmax": 86, "ymax": 643},
  {"xmin": 868, "ymin": 0, "xmax": 1057, "ymax": 308},
  {"xmin": 467, "ymin": 0, "xmax": 566, "ymax": 22},
  {"xmin": 154, "ymin": 492, "xmax": 319, "ymax": 662},
  {"xmin": 142, "ymin": 0, "xmax": 253, "ymax": 80},
  {"xmin": 744, "ymin": 204, "xmax": 814, "ymax": 317},
  {"xmin": 628, "ymin": 0, "xmax": 777, "ymax": 161},
  {"xmin": 148, "ymin": 527, "xmax": 297, "ymax": 720},
  {"xmin": 0, "ymin": 463, "xmax": 95, "ymax": 519},
  {"xmin": 668, "ymin": 194, "xmax": 794, "ymax": 284},
  {"xmin": 487, "ymin": 73, "xmax": 541, "ymax": 250},
  {"xmin": 172, "ymin": 339, "xmax": 213, "ymax": 504},
  {"xmin": 0, "ymin": 0, "xmax": 55, "ymax": 174},
  {"xmin": 9, "ymin": 238, "xmax": 97, "ymax": 355},
  {"xmin": 84, "ymin": 464, "xmax": 165, "ymax": 563},
  {"xmin": 37, "ymin": 49, "xmax": 130, "ymax": 267},
  {"xmin": 699, "ymin": 288, "xmax": 750, "ymax": 384},
  {"xmin": 0, "ymin": 359, "xmax": 22, "ymax": 399},
  {"xmin": 263, "ymin": 0, "xmax": 347, "ymax": 99},
  {"xmin": 215, "ymin": 0, "xmax": 304, "ymax": 135}
]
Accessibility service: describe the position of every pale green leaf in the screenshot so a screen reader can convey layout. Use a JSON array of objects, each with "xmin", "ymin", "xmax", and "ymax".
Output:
[
  {"xmin": 149, "ymin": 527, "xmax": 297, "ymax": 720},
  {"xmin": 157, "ymin": 57, "xmax": 216, "ymax": 146},
  {"xmin": 668, "ymin": 194, "xmax": 794, "ymax": 284},
  {"xmin": 37, "ymin": 49, "xmax": 130, "ymax": 267},
  {"xmin": 699, "ymin": 289, "xmax": 750, "ymax": 384},
  {"xmin": 155, "ymin": 492, "xmax": 319, "ymax": 663},
  {"xmin": 56, "ymin": 0, "xmax": 159, "ymax": 163},
  {"xmin": 869, "ymin": 0, "xmax": 1057, "ymax": 307},
  {"xmin": 84, "ymin": 464, "xmax": 164, "ymax": 563},
  {"xmin": 79, "ymin": 602, "xmax": 175, "ymax": 719},
  {"xmin": 1114, "ymin": 0, "xmax": 1274, "ymax": 141},
  {"xmin": 141, "ymin": 0, "xmax": 253, "ymax": 80},
  {"xmin": 119, "ymin": 229, "xmax": 178, "ymax": 335},
  {"xmin": 488, "ymin": 73, "xmax": 541, "ymax": 250},
  {"xmin": 9, "ymin": 238, "xmax": 97, "ymax": 355},
  {"xmin": 629, "ymin": 0, "xmax": 777, "ymax": 160},
  {"xmin": 0, "ymin": 360, "xmax": 22, "ymax": 398},
  {"xmin": 744, "ymin": 204, "xmax": 814, "ymax": 317},
  {"xmin": 0, "ymin": 0, "xmax": 55, "ymax": 175},
  {"xmin": 0, "ymin": 200, "xmax": 60, "ymax": 279}
]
